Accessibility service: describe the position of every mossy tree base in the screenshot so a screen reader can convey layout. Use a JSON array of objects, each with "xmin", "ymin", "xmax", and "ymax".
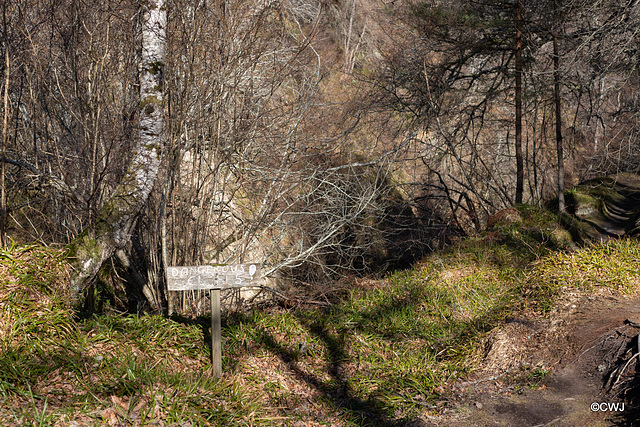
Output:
[{"xmin": 66, "ymin": 0, "xmax": 166, "ymax": 305}]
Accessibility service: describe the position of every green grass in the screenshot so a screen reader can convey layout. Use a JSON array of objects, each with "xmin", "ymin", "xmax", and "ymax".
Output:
[
  {"xmin": 522, "ymin": 237, "xmax": 640, "ymax": 312},
  {"xmin": 0, "ymin": 306, "xmax": 263, "ymax": 425},
  {"xmin": 220, "ymin": 226, "xmax": 546, "ymax": 424},
  {"xmin": 0, "ymin": 245, "xmax": 260, "ymax": 425},
  {"xmin": 3, "ymin": 207, "xmax": 640, "ymax": 425}
]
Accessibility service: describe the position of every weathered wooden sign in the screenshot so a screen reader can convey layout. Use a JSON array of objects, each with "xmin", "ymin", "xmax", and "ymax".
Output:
[
  {"xmin": 166, "ymin": 263, "xmax": 261, "ymax": 291},
  {"xmin": 166, "ymin": 263, "xmax": 262, "ymax": 378}
]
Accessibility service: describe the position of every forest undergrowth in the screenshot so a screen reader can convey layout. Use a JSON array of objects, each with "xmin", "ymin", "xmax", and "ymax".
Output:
[{"xmin": 1, "ymin": 205, "xmax": 639, "ymax": 426}]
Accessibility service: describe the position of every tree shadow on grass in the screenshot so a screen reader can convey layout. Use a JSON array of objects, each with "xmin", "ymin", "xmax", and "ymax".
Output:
[
  {"xmin": 256, "ymin": 326, "xmax": 400, "ymax": 426},
  {"xmin": 169, "ymin": 311, "xmax": 400, "ymax": 424},
  {"xmin": 223, "ymin": 286, "xmax": 508, "ymax": 427},
  {"xmin": 169, "ymin": 313, "xmax": 213, "ymax": 357}
]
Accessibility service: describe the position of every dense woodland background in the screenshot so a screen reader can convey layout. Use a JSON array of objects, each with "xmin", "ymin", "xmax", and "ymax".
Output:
[{"xmin": 1, "ymin": 0, "xmax": 639, "ymax": 313}]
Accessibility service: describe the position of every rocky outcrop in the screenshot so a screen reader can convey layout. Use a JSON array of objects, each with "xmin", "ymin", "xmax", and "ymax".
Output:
[{"xmin": 566, "ymin": 173, "xmax": 640, "ymax": 240}]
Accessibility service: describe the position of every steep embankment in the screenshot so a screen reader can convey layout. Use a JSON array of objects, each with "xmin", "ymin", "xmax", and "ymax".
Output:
[{"xmin": 435, "ymin": 284, "xmax": 640, "ymax": 426}]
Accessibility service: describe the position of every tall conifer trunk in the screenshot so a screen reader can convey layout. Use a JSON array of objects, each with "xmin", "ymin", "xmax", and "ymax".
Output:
[
  {"xmin": 514, "ymin": 0, "xmax": 524, "ymax": 204},
  {"xmin": 553, "ymin": 0, "xmax": 565, "ymax": 213},
  {"xmin": 68, "ymin": 0, "xmax": 166, "ymax": 298}
]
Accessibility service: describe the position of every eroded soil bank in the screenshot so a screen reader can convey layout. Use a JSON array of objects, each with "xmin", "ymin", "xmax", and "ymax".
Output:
[{"xmin": 425, "ymin": 291, "xmax": 640, "ymax": 426}]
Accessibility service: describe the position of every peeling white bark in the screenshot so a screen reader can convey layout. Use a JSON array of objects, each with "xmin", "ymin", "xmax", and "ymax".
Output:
[
  {"xmin": 132, "ymin": 0, "xmax": 166, "ymax": 207},
  {"xmin": 69, "ymin": 0, "xmax": 166, "ymax": 298}
]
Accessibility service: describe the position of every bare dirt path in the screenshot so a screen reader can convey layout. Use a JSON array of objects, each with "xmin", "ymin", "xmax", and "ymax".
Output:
[{"xmin": 425, "ymin": 293, "xmax": 640, "ymax": 426}]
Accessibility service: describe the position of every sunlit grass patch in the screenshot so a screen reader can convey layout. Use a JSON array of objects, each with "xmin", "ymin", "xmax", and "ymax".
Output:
[
  {"xmin": 537, "ymin": 238, "xmax": 640, "ymax": 292},
  {"xmin": 0, "ymin": 244, "xmax": 75, "ymax": 394},
  {"xmin": 1, "ymin": 309, "xmax": 263, "ymax": 425},
  {"xmin": 221, "ymin": 241, "xmax": 528, "ymax": 422},
  {"xmin": 520, "ymin": 238, "xmax": 640, "ymax": 313}
]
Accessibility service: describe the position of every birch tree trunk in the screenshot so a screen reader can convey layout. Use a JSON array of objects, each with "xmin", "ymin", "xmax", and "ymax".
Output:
[{"xmin": 68, "ymin": 0, "xmax": 166, "ymax": 299}]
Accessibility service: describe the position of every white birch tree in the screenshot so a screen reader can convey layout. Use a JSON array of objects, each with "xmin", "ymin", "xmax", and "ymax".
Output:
[{"xmin": 67, "ymin": 0, "xmax": 166, "ymax": 300}]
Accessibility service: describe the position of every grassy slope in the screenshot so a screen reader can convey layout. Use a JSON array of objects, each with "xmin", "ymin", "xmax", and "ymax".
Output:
[{"xmin": 1, "ymin": 205, "xmax": 640, "ymax": 426}]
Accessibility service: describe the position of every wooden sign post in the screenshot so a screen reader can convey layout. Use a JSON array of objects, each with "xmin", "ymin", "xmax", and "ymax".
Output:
[{"xmin": 166, "ymin": 263, "xmax": 261, "ymax": 377}]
